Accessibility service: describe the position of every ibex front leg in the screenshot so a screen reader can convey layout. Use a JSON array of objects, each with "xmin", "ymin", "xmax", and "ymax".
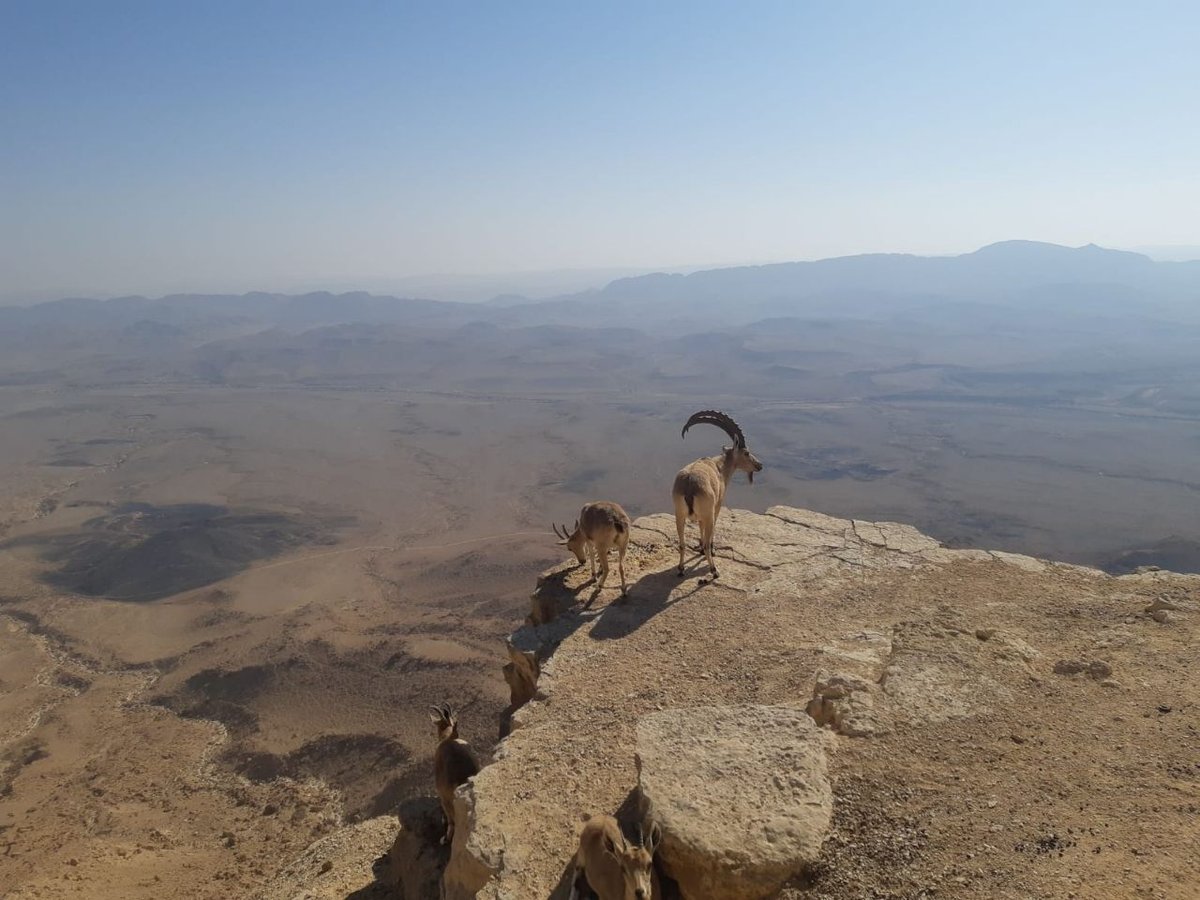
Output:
[{"xmin": 594, "ymin": 540, "xmax": 611, "ymax": 589}]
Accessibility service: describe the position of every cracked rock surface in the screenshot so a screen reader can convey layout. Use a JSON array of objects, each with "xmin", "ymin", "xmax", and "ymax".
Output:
[{"xmin": 421, "ymin": 507, "xmax": 1198, "ymax": 899}]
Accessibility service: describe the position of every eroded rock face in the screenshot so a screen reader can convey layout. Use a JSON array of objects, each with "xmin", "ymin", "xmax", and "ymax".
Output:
[
  {"xmin": 443, "ymin": 784, "xmax": 502, "ymax": 900},
  {"xmin": 387, "ymin": 797, "xmax": 449, "ymax": 900},
  {"xmin": 636, "ymin": 705, "xmax": 832, "ymax": 900},
  {"xmin": 431, "ymin": 508, "xmax": 1198, "ymax": 899},
  {"xmin": 806, "ymin": 630, "xmax": 893, "ymax": 737},
  {"xmin": 501, "ymin": 613, "xmax": 582, "ymax": 720},
  {"xmin": 502, "ymin": 642, "xmax": 539, "ymax": 711},
  {"xmin": 1053, "ymin": 658, "xmax": 1113, "ymax": 680},
  {"xmin": 528, "ymin": 563, "xmax": 580, "ymax": 625},
  {"xmin": 265, "ymin": 815, "xmax": 398, "ymax": 900},
  {"xmin": 807, "ymin": 670, "xmax": 882, "ymax": 737}
]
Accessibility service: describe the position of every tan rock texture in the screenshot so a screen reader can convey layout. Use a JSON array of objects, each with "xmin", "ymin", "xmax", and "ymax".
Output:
[
  {"xmin": 636, "ymin": 705, "xmax": 832, "ymax": 900},
  {"xmin": 440, "ymin": 506, "xmax": 1200, "ymax": 900},
  {"xmin": 386, "ymin": 797, "xmax": 450, "ymax": 900},
  {"xmin": 265, "ymin": 815, "xmax": 397, "ymax": 900}
]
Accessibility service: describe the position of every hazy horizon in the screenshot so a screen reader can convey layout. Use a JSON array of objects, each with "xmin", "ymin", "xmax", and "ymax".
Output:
[
  {"xmin": 4, "ymin": 2, "xmax": 1199, "ymax": 301},
  {"xmin": 3, "ymin": 238, "xmax": 1199, "ymax": 307}
]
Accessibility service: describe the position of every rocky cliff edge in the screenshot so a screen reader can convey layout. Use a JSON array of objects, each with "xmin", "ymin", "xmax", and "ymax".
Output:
[{"xmin": 279, "ymin": 507, "xmax": 1200, "ymax": 900}]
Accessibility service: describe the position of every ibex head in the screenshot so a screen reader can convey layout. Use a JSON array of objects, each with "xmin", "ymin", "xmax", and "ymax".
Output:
[
  {"xmin": 682, "ymin": 409, "xmax": 763, "ymax": 482},
  {"xmin": 608, "ymin": 821, "xmax": 662, "ymax": 900},
  {"xmin": 428, "ymin": 702, "xmax": 458, "ymax": 742},
  {"xmin": 552, "ymin": 519, "xmax": 587, "ymax": 564}
]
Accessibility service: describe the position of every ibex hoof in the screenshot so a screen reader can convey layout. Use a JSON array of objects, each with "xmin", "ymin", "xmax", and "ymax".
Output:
[{"xmin": 677, "ymin": 567, "xmax": 685, "ymax": 577}]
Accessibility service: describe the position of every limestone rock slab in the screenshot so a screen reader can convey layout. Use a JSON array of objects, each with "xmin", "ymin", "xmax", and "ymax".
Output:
[{"xmin": 636, "ymin": 705, "xmax": 832, "ymax": 900}]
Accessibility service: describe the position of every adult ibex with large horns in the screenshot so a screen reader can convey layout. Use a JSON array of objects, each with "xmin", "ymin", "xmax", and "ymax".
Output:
[{"xmin": 672, "ymin": 410, "xmax": 762, "ymax": 578}]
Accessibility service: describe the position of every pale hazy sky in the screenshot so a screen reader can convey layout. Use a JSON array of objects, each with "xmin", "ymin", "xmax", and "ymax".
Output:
[{"xmin": 2, "ymin": 1, "xmax": 1198, "ymax": 300}]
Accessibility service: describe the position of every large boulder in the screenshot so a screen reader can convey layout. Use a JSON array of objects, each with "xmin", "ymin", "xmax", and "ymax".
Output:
[{"xmin": 636, "ymin": 705, "xmax": 832, "ymax": 900}]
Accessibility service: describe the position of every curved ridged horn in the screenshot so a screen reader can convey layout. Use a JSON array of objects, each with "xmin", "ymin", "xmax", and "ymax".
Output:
[{"xmin": 681, "ymin": 409, "xmax": 745, "ymax": 449}]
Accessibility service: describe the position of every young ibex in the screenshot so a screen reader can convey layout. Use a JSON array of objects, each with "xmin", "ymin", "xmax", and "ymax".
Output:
[
  {"xmin": 553, "ymin": 501, "xmax": 632, "ymax": 596},
  {"xmin": 672, "ymin": 409, "xmax": 762, "ymax": 578},
  {"xmin": 429, "ymin": 703, "xmax": 480, "ymax": 845},
  {"xmin": 569, "ymin": 815, "xmax": 662, "ymax": 900}
]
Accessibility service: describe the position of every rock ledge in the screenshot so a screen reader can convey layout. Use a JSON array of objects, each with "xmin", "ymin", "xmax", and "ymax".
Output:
[{"xmin": 637, "ymin": 705, "xmax": 832, "ymax": 900}]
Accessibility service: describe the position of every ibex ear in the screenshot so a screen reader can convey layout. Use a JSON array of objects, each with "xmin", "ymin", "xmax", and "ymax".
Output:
[
  {"xmin": 603, "ymin": 833, "xmax": 619, "ymax": 855},
  {"xmin": 646, "ymin": 822, "xmax": 662, "ymax": 854}
]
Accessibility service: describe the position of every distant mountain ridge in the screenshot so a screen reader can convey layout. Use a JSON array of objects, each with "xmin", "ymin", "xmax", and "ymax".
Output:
[
  {"xmin": 485, "ymin": 240, "xmax": 1199, "ymax": 329},
  {"xmin": 587, "ymin": 240, "xmax": 1181, "ymax": 303},
  {"xmin": 5, "ymin": 242, "xmax": 1199, "ymax": 339}
]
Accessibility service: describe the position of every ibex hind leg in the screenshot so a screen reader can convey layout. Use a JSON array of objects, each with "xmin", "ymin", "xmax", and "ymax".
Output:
[
  {"xmin": 674, "ymin": 501, "xmax": 688, "ymax": 576},
  {"xmin": 617, "ymin": 541, "xmax": 628, "ymax": 596},
  {"xmin": 702, "ymin": 519, "xmax": 719, "ymax": 578}
]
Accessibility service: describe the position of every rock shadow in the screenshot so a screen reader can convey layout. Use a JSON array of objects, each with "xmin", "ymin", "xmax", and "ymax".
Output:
[
  {"xmin": 502, "ymin": 557, "xmax": 710, "ymax": 737},
  {"xmin": 530, "ymin": 567, "xmax": 593, "ymax": 622},
  {"xmin": 364, "ymin": 795, "xmax": 447, "ymax": 900},
  {"xmin": 1099, "ymin": 535, "xmax": 1200, "ymax": 575},
  {"xmin": 3, "ymin": 502, "xmax": 352, "ymax": 601},
  {"xmin": 218, "ymin": 733, "xmax": 414, "ymax": 822},
  {"xmin": 587, "ymin": 565, "xmax": 708, "ymax": 642},
  {"xmin": 342, "ymin": 882, "xmax": 393, "ymax": 899}
]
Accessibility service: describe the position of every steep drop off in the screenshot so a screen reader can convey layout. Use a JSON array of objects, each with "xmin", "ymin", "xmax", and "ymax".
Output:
[{"xmin": 285, "ymin": 507, "xmax": 1200, "ymax": 899}]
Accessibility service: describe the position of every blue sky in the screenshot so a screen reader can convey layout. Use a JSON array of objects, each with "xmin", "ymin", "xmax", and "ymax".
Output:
[{"xmin": 2, "ymin": 1, "xmax": 1198, "ymax": 299}]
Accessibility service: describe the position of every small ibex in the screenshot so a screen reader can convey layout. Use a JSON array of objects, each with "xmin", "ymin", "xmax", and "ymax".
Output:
[
  {"xmin": 672, "ymin": 409, "xmax": 762, "ymax": 578},
  {"xmin": 553, "ymin": 501, "xmax": 632, "ymax": 596},
  {"xmin": 428, "ymin": 702, "xmax": 480, "ymax": 845},
  {"xmin": 569, "ymin": 814, "xmax": 662, "ymax": 900}
]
